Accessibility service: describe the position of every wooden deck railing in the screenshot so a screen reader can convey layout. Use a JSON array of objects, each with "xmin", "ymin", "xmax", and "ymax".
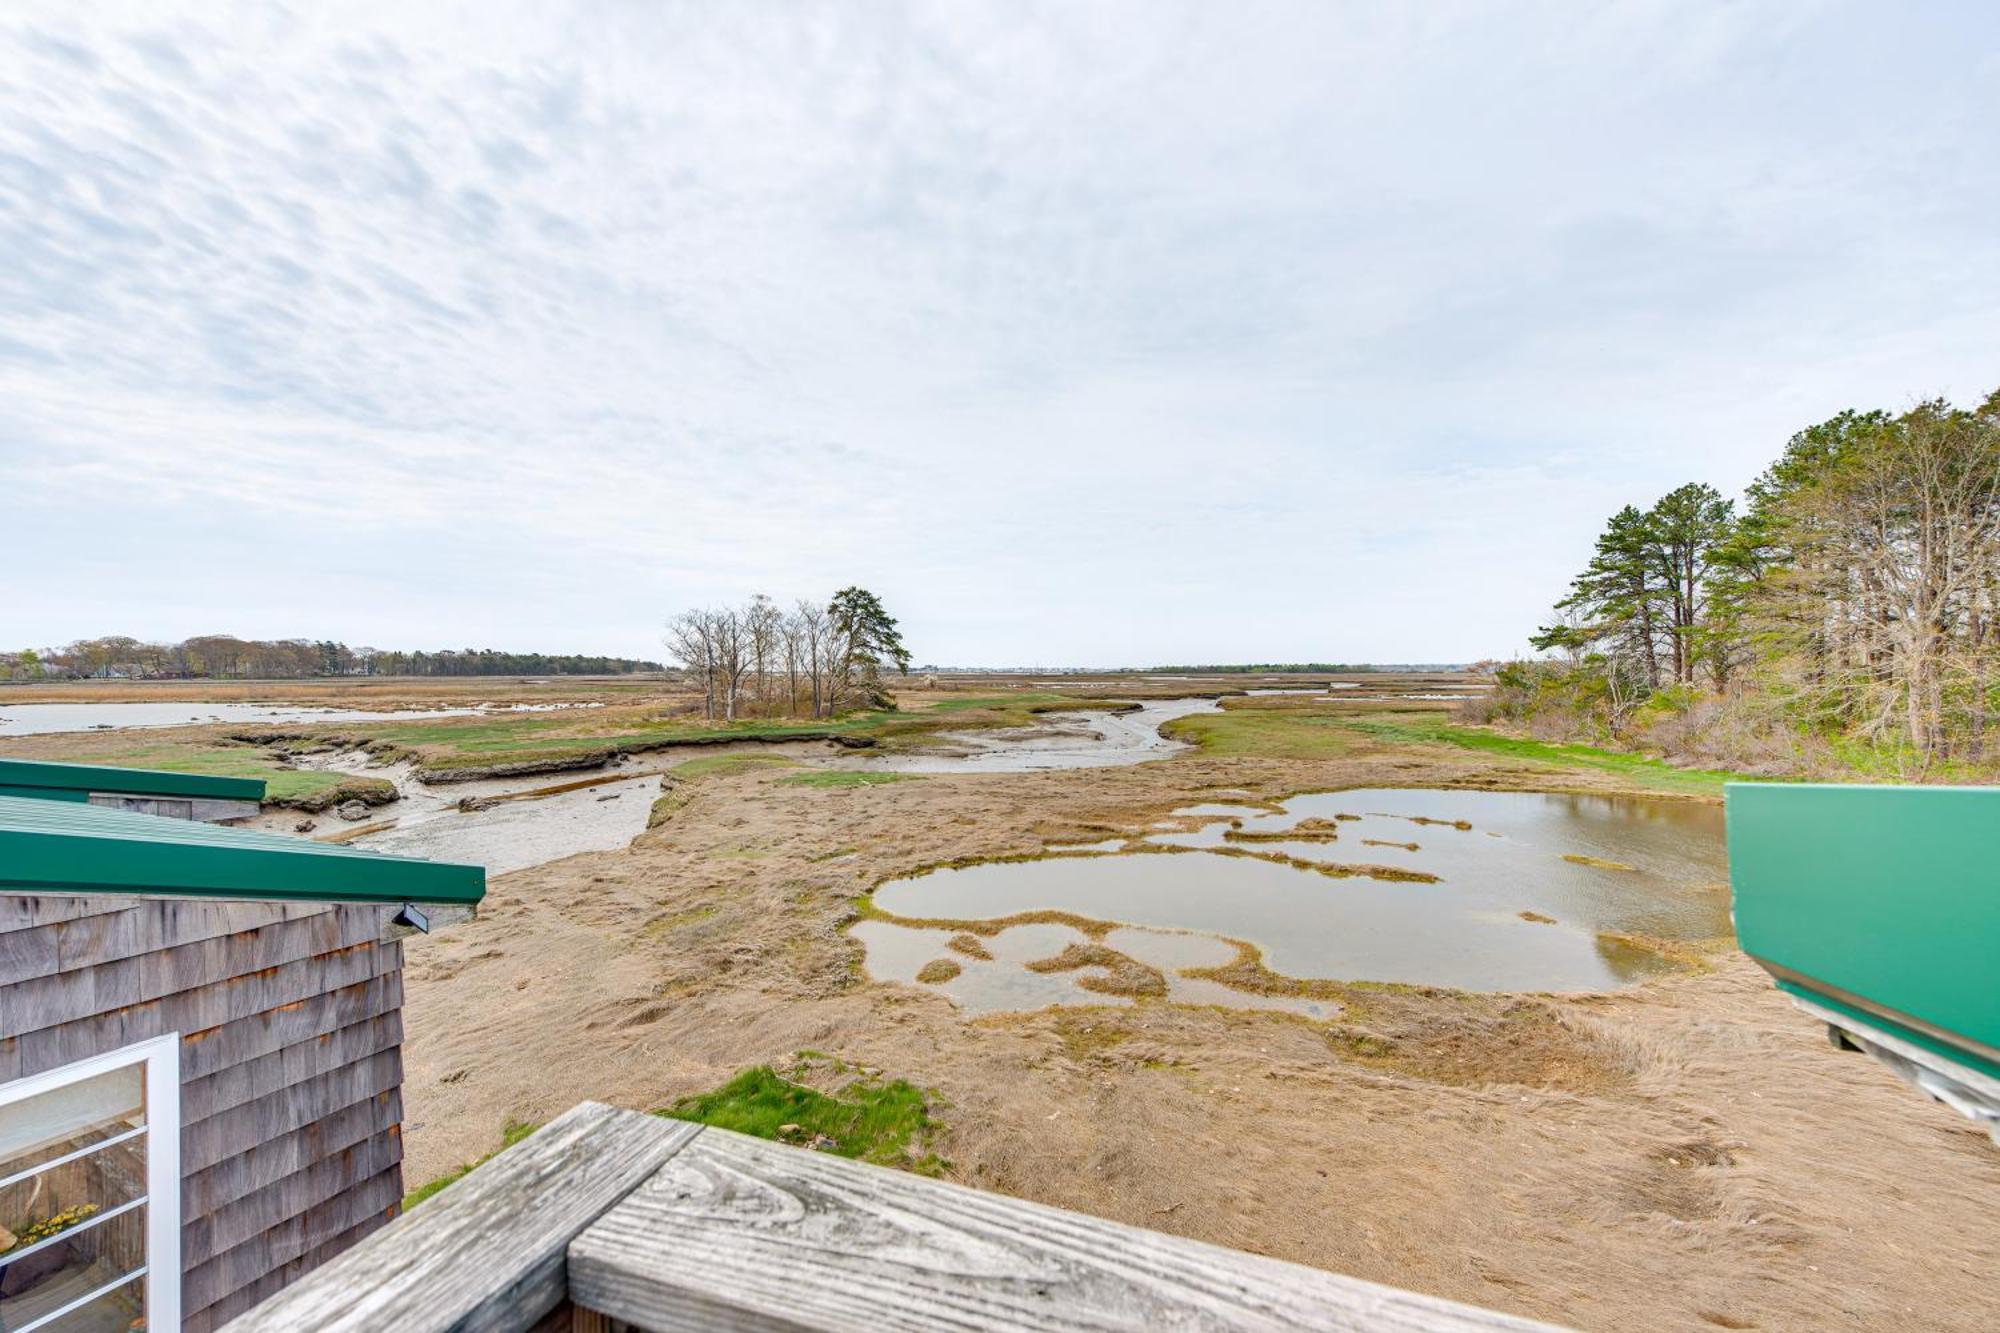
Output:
[{"xmin": 223, "ymin": 1102, "xmax": 1564, "ymax": 1332}]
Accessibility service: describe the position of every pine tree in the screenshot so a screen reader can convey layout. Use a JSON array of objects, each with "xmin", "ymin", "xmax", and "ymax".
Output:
[
  {"xmin": 828, "ymin": 587, "xmax": 910, "ymax": 708},
  {"xmin": 1533, "ymin": 505, "xmax": 1668, "ymax": 688}
]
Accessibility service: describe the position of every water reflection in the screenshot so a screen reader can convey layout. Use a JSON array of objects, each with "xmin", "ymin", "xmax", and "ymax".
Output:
[
  {"xmin": 845, "ymin": 698, "xmax": 1219, "ymax": 773},
  {"xmin": 858, "ymin": 788, "xmax": 1727, "ymax": 1005}
]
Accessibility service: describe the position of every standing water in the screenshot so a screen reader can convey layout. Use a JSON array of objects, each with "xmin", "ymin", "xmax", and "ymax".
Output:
[
  {"xmin": 846, "ymin": 697, "xmax": 1218, "ymax": 773},
  {"xmin": 858, "ymin": 788, "xmax": 1728, "ymax": 1005},
  {"xmin": 0, "ymin": 700, "xmax": 597, "ymax": 737}
]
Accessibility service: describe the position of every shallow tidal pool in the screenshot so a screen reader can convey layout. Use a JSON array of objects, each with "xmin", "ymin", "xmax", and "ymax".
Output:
[{"xmin": 858, "ymin": 788, "xmax": 1728, "ymax": 1010}]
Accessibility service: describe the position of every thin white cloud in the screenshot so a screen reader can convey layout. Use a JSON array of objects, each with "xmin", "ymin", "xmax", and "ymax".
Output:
[{"xmin": 2, "ymin": 1, "xmax": 1997, "ymax": 662}]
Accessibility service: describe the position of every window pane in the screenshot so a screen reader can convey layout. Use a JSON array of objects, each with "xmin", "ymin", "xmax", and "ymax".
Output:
[
  {"xmin": 50, "ymin": 1273, "xmax": 147, "ymax": 1333},
  {"xmin": 0, "ymin": 1204, "xmax": 146, "ymax": 1332},
  {"xmin": 0, "ymin": 1065, "xmax": 145, "ymax": 1172},
  {"xmin": 1, "ymin": 1061, "xmax": 152, "ymax": 1333}
]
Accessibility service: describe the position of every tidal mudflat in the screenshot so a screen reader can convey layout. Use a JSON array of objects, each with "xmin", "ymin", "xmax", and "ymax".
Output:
[
  {"xmin": 308, "ymin": 765, "xmax": 665, "ymax": 874},
  {"xmin": 858, "ymin": 788, "xmax": 1729, "ymax": 1000},
  {"xmin": 851, "ymin": 917, "xmax": 1336, "ymax": 1016},
  {"xmin": 273, "ymin": 696, "xmax": 1225, "ymax": 873}
]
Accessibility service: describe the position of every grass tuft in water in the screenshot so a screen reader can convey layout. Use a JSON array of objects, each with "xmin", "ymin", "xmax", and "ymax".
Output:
[{"xmin": 1563, "ymin": 853, "xmax": 1636, "ymax": 871}]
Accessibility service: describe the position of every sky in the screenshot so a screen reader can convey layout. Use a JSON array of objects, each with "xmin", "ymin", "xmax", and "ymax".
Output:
[{"xmin": 3, "ymin": 2, "xmax": 1997, "ymax": 667}]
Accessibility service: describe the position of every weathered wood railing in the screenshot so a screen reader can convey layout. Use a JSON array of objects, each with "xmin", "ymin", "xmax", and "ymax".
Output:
[{"xmin": 222, "ymin": 1102, "xmax": 1564, "ymax": 1332}]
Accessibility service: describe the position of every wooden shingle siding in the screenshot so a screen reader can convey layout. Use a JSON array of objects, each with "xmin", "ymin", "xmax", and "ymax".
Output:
[
  {"xmin": 184, "ymin": 1166, "xmax": 403, "ymax": 1317},
  {"xmin": 185, "ymin": 1093, "xmax": 400, "ymax": 1217},
  {"xmin": 0, "ymin": 896, "xmax": 332, "ymax": 988},
  {"xmin": 0, "ymin": 893, "xmax": 412, "ymax": 1333},
  {"xmin": 181, "ymin": 1011, "xmax": 402, "ymax": 1122},
  {"xmin": 0, "ymin": 968, "xmax": 402, "ymax": 1084},
  {"xmin": 182, "ymin": 1047, "xmax": 404, "ymax": 1173},
  {"xmin": 3, "ymin": 906, "xmax": 392, "ymax": 1034},
  {"xmin": 186, "ymin": 1128, "xmax": 405, "ymax": 1260},
  {"xmin": 0, "ymin": 892, "xmax": 142, "ymax": 931},
  {"xmin": 179, "ymin": 972, "xmax": 405, "ymax": 1079},
  {"xmin": 0, "ymin": 937, "xmax": 398, "ymax": 1086}
]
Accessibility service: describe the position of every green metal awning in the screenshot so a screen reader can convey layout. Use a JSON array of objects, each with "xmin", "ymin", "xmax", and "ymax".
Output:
[
  {"xmin": 0, "ymin": 757, "xmax": 267, "ymax": 802},
  {"xmin": 1728, "ymin": 781, "xmax": 2000, "ymax": 1080},
  {"xmin": 0, "ymin": 794, "xmax": 483, "ymax": 905}
]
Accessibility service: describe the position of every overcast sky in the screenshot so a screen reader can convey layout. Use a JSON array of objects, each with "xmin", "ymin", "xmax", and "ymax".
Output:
[{"xmin": 3, "ymin": 2, "xmax": 1996, "ymax": 666}]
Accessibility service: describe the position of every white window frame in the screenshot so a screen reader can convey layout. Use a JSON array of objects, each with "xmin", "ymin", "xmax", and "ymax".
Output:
[{"xmin": 0, "ymin": 1032, "xmax": 181, "ymax": 1332}]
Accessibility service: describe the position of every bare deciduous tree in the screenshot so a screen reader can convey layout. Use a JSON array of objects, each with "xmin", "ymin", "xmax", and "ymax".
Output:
[
  {"xmin": 667, "ymin": 591, "xmax": 906, "ymax": 722},
  {"xmin": 665, "ymin": 609, "xmax": 721, "ymax": 719}
]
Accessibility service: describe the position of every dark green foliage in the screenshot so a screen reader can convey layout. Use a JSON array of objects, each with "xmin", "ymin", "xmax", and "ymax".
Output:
[
  {"xmin": 1534, "ymin": 485, "xmax": 1734, "ymax": 691},
  {"xmin": 1515, "ymin": 384, "xmax": 2000, "ymax": 775},
  {"xmin": 830, "ymin": 586, "xmax": 912, "ymax": 684}
]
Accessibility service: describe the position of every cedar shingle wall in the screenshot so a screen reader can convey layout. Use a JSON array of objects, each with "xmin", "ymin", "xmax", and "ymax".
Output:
[{"xmin": 0, "ymin": 893, "xmax": 408, "ymax": 1333}]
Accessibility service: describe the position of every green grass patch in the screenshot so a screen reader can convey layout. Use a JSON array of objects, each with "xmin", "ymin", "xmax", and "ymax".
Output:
[
  {"xmin": 918, "ymin": 691, "xmax": 1070, "ymax": 714},
  {"xmin": 416, "ymin": 743, "xmax": 613, "ymax": 770},
  {"xmin": 348, "ymin": 717, "xmax": 579, "ymax": 748},
  {"xmin": 1161, "ymin": 708, "xmax": 1364, "ymax": 760},
  {"xmin": 439, "ymin": 736, "xmax": 624, "ymax": 755},
  {"xmin": 37, "ymin": 740, "xmax": 355, "ymax": 804},
  {"xmin": 779, "ymin": 770, "xmax": 924, "ymax": 789},
  {"xmin": 659, "ymin": 1062, "xmax": 945, "ymax": 1173},
  {"xmin": 1337, "ymin": 717, "xmax": 1761, "ymax": 795},
  {"xmin": 314, "ymin": 709, "xmax": 897, "ymax": 763},
  {"xmin": 1167, "ymin": 702, "xmax": 1763, "ymax": 795},
  {"xmin": 670, "ymin": 753, "xmax": 801, "ymax": 779},
  {"xmin": 401, "ymin": 1119, "xmax": 539, "ymax": 1210}
]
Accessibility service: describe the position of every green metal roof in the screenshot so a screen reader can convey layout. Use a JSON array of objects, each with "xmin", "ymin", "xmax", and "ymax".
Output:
[
  {"xmin": 0, "ymin": 795, "xmax": 484, "ymax": 905},
  {"xmin": 1728, "ymin": 781, "xmax": 1999, "ymax": 1080},
  {"xmin": 0, "ymin": 758, "xmax": 266, "ymax": 802}
]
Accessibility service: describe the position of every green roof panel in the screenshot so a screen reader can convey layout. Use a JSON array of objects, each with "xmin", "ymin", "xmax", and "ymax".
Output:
[
  {"xmin": 0, "ymin": 795, "xmax": 483, "ymax": 905},
  {"xmin": 0, "ymin": 758, "xmax": 266, "ymax": 802},
  {"xmin": 1728, "ymin": 781, "xmax": 2000, "ymax": 1078}
]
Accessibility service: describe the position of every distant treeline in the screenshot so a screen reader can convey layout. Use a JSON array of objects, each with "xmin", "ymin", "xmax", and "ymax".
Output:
[
  {"xmin": 3, "ymin": 635, "xmax": 662, "ymax": 681},
  {"xmin": 1147, "ymin": 663, "xmax": 1382, "ymax": 673}
]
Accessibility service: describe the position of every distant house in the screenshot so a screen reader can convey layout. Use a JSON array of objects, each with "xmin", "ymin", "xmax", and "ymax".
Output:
[{"xmin": 0, "ymin": 770, "xmax": 482, "ymax": 1333}]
